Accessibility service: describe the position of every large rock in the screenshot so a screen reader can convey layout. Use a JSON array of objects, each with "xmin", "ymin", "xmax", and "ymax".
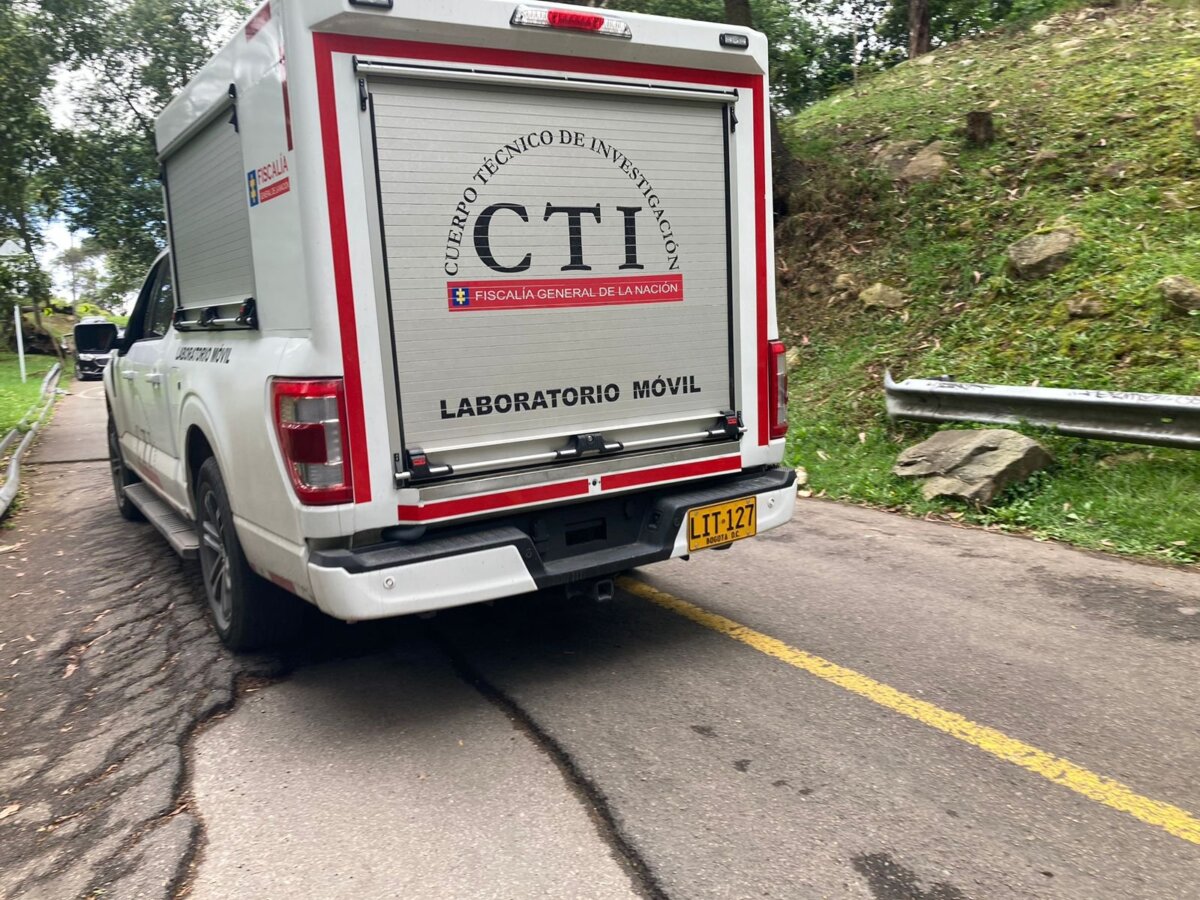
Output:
[
  {"xmin": 1158, "ymin": 275, "xmax": 1200, "ymax": 313},
  {"xmin": 893, "ymin": 429, "xmax": 1053, "ymax": 506},
  {"xmin": 900, "ymin": 142, "xmax": 950, "ymax": 183},
  {"xmin": 872, "ymin": 140, "xmax": 924, "ymax": 179},
  {"xmin": 859, "ymin": 282, "xmax": 908, "ymax": 310},
  {"xmin": 1007, "ymin": 229, "xmax": 1080, "ymax": 279},
  {"xmin": 872, "ymin": 140, "xmax": 950, "ymax": 183}
]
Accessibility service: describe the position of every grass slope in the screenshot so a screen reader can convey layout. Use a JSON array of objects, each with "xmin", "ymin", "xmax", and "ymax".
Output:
[
  {"xmin": 0, "ymin": 352, "xmax": 56, "ymax": 436},
  {"xmin": 779, "ymin": 1, "xmax": 1200, "ymax": 564}
]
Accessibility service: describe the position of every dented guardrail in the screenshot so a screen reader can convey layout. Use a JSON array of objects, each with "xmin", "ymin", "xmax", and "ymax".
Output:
[
  {"xmin": 0, "ymin": 363, "xmax": 62, "ymax": 519},
  {"xmin": 884, "ymin": 371, "xmax": 1200, "ymax": 451}
]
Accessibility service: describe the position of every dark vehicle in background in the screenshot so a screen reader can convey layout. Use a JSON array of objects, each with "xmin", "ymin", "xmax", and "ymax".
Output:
[{"xmin": 73, "ymin": 318, "xmax": 118, "ymax": 381}]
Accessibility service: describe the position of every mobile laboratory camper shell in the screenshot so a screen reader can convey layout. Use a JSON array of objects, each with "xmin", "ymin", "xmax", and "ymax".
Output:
[{"xmin": 143, "ymin": 0, "xmax": 795, "ymax": 632}]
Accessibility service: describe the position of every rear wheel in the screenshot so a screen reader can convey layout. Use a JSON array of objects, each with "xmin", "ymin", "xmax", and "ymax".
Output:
[
  {"xmin": 195, "ymin": 457, "xmax": 302, "ymax": 651},
  {"xmin": 107, "ymin": 415, "xmax": 143, "ymax": 521}
]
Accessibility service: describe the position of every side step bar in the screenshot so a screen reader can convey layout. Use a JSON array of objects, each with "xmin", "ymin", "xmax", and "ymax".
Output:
[{"xmin": 124, "ymin": 483, "xmax": 199, "ymax": 559}]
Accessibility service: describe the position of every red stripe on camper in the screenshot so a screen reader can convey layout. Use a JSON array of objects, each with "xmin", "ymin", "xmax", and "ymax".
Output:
[
  {"xmin": 281, "ymin": 47, "xmax": 293, "ymax": 151},
  {"xmin": 313, "ymin": 36, "xmax": 372, "ymax": 502},
  {"xmin": 600, "ymin": 455, "xmax": 742, "ymax": 492},
  {"xmin": 397, "ymin": 479, "xmax": 590, "ymax": 523}
]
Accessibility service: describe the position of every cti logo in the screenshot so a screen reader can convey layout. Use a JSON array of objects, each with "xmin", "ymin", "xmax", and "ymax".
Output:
[{"xmin": 472, "ymin": 203, "xmax": 646, "ymax": 274}]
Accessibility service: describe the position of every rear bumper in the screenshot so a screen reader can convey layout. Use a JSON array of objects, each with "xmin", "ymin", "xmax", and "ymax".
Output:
[{"xmin": 307, "ymin": 466, "xmax": 796, "ymax": 620}]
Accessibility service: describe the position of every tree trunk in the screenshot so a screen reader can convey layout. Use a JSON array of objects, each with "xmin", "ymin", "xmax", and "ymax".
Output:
[
  {"xmin": 724, "ymin": 0, "xmax": 753, "ymax": 28},
  {"xmin": 909, "ymin": 0, "xmax": 932, "ymax": 58}
]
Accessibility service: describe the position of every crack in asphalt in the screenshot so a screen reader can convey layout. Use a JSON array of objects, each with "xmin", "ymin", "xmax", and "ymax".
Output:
[
  {"xmin": 0, "ymin": 461, "xmax": 280, "ymax": 899},
  {"xmin": 171, "ymin": 670, "xmax": 287, "ymax": 898},
  {"xmin": 428, "ymin": 620, "xmax": 669, "ymax": 900}
]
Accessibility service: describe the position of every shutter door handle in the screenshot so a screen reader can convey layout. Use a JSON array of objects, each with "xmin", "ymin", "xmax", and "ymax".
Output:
[
  {"xmin": 121, "ymin": 370, "xmax": 136, "ymax": 381},
  {"xmin": 146, "ymin": 373, "xmax": 164, "ymax": 386}
]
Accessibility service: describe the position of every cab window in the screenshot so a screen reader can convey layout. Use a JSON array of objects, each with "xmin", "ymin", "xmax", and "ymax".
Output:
[{"xmin": 144, "ymin": 263, "xmax": 175, "ymax": 339}]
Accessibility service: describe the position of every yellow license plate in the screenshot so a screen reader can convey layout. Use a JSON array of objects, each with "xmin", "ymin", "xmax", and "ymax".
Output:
[{"xmin": 687, "ymin": 496, "xmax": 757, "ymax": 552}]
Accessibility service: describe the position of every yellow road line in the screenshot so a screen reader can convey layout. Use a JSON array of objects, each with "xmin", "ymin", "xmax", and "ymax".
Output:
[{"xmin": 618, "ymin": 576, "xmax": 1200, "ymax": 847}]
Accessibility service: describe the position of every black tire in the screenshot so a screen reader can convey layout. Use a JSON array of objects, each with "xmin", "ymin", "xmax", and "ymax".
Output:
[
  {"xmin": 195, "ymin": 457, "xmax": 303, "ymax": 651},
  {"xmin": 107, "ymin": 414, "xmax": 144, "ymax": 522}
]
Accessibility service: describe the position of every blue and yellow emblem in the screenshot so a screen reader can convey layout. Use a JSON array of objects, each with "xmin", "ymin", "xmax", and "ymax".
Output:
[
  {"xmin": 246, "ymin": 170, "xmax": 260, "ymax": 207},
  {"xmin": 450, "ymin": 285, "xmax": 470, "ymax": 308}
]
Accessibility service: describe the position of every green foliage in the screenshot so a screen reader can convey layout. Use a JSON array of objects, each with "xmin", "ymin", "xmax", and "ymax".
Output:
[
  {"xmin": 878, "ymin": 0, "xmax": 1016, "ymax": 47},
  {"xmin": 54, "ymin": 238, "xmax": 106, "ymax": 308},
  {"xmin": 0, "ymin": 351, "xmax": 56, "ymax": 435},
  {"xmin": 1003, "ymin": 0, "xmax": 1076, "ymax": 25},
  {"xmin": 53, "ymin": 0, "xmax": 250, "ymax": 296},
  {"xmin": 611, "ymin": 0, "xmax": 1041, "ymax": 111},
  {"xmin": 61, "ymin": 128, "xmax": 165, "ymax": 297},
  {"xmin": 779, "ymin": 2, "xmax": 1200, "ymax": 564},
  {"xmin": 609, "ymin": 0, "xmax": 859, "ymax": 109},
  {"xmin": 0, "ymin": 2, "xmax": 64, "ymax": 309}
]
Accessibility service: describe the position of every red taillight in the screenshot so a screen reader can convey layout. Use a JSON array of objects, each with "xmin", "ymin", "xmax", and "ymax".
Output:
[
  {"xmin": 548, "ymin": 10, "xmax": 604, "ymax": 31},
  {"xmin": 279, "ymin": 422, "xmax": 329, "ymax": 465},
  {"xmin": 271, "ymin": 378, "xmax": 353, "ymax": 505},
  {"xmin": 767, "ymin": 340, "xmax": 789, "ymax": 441},
  {"xmin": 510, "ymin": 5, "xmax": 632, "ymax": 39}
]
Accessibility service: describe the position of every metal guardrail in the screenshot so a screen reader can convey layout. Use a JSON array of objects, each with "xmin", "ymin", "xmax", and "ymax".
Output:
[
  {"xmin": 884, "ymin": 371, "xmax": 1200, "ymax": 450},
  {"xmin": 0, "ymin": 363, "xmax": 63, "ymax": 520}
]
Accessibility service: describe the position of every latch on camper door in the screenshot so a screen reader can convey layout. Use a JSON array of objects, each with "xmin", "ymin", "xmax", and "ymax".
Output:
[
  {"xmin": 556, "ymin": 432, "xmax": 623, "ymax": 460},
  {"xmin": 707, "ymin": 410, "xmax": 745, "ymax": 440},
  {"xmin": 394, "ymin": 448, "xmax": 453, "ymax": 485}
]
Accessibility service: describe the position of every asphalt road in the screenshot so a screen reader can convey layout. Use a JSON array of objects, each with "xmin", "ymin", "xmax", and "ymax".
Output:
[
  {"xmin": 193, "ymin": 504, "xmax": 1200, "ymax": 898},
  {"xmin": 5, "ymin": 387, "xmax": 1199, "ymax": 898}
]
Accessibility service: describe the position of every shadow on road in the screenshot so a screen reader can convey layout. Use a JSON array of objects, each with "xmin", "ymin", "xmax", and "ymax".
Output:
[{"xmin": 284, "ymin": 578, "xmax": 712, "ymax": 701}]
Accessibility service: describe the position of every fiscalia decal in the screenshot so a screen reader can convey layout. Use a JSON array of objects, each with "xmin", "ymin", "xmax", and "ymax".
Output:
[{"xmin": 246, "ymin": 153, "xmax": 291, "ymax": 207}]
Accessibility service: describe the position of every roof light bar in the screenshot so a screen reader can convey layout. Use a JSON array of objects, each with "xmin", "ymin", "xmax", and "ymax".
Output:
[{"xmin": 511, "ymin": 5, "xmax": 633, "ymax": 39}]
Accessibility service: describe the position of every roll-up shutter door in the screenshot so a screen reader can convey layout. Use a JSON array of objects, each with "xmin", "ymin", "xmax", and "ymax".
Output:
[
  {"xmin": 367, "ymin": 74, "xmax": 733, "ymax": 476},
  {"xmin": 163, "ymin": 112, "xmax": 255, "ymax": 310}
]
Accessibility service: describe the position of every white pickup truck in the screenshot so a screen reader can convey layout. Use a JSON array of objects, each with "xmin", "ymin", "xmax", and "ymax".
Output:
[{"xmin": 105, "ymin": 0, "xmax": 796, "ymax": 650}]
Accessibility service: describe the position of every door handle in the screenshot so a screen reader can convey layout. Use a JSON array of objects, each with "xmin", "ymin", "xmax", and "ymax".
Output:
[
  {"xmin": 121, "ymin": 371, "xmax": 136, "ymax": 381},
  {"xmin": 146, "ymin": 373, "xmax": 164, "ymax": 386}
]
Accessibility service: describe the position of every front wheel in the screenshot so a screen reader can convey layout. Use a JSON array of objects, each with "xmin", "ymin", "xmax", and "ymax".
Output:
[
  {"xmin": 195, "ymin": 457, "xmax": 302, "ymax": 651},
  {"xmin": 107, "ymin": 415, "xmax": 143, "ymax": 521}
]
